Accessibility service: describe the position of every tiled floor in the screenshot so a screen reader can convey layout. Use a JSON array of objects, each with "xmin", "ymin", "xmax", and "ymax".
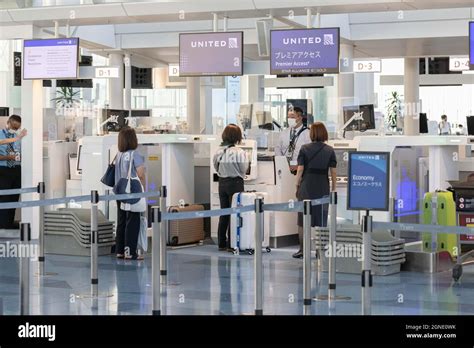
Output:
[{"xmin": 0, "ymin": 241, "xmax": 473, "ymax": 315}]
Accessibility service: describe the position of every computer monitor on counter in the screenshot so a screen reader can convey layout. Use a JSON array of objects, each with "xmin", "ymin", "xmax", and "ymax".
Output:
[{"xmin": 467, "ymin": 116, "xmax": 474, "ymax": 136}]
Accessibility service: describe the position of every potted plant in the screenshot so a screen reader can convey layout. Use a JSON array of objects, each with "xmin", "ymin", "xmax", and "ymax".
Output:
[
  {"xmin": 386, "ymin": 91, "xmax": 402, "ymax": 130},
  {"xmin": 51, "ymin": 86, "xmax": 81, "ymax": 109}
]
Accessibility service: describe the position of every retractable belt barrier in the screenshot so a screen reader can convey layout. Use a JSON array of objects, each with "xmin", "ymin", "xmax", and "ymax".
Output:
[
  {"xmin": 0, "ymin": 187, "xmax": 38, "ymax": 196},
  {"xmin": 153, "ymin": 195, "xmax": 330, "ymax": 316},
  {"xmin": 0, "ymin": 191, "xmax": 160, "ymax": 210},
  {"xmin": 373, "ymin": 221, "xmax": 474, "ymax": 236},
  {"xmin": 160, "ymin": 197, "xmax": 330, "ymax": 221},
  {"xmin": 11, "ymin": 189, "xmax": 160, "ymax": 314},
  {"xmin": 13, "ymin": 185, "xmax": 474, "ymax": 316},
  {"xmin": 162, "ymin": 204, "xmax": 255, "ymax": 221}
]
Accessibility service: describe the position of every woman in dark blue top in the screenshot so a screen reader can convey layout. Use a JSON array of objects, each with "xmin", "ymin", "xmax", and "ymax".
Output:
[{"xmin": 293, "ymin": 122, "xmax": 337, "ymax": 258}]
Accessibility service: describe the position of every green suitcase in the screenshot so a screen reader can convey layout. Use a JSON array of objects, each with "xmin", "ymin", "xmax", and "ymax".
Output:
[
  {"xmin": 422, "ymin": 192, "xmax": 434, "ymax": 252},
  {"xmin": 436, "ymin": 191, "xmax": 457, "ymax": 257},
  {"xmin": 422, "ymin": 191, "xmax": 457, "ymax": 258}
]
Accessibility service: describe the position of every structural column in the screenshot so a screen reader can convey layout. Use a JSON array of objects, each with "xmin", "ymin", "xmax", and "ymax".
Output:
[
  {"xmin": 403, "ymin": 58, "xmax": 420, "ymax": 135},
  {"xmin": 240, "ymin": 75, "xmax": 264, "ymax": 104},
  {"xmin": 124, "ymin": 53, "xmax": 132, "ymax": 111},
  {"xmin": 21, "ymin": 80, "xmax": 43, "ymax": 239},
  {"xmin": 200, "ymin": 80, "xmax": 213, "ymax": 134},
  {"xmin": 337, "ymin": 43, "xmax": 355, "ymax": 127},
  {"xmin": 108, "ymin": 53, "xmax": 124, "ymax": 109},
  {"xmin": 186, "ymin": 77, "xmax": 200, "ymax": 134},
  {"xmin": 354, "ymin": 73, "xmax": 375, "ymax": 106}
]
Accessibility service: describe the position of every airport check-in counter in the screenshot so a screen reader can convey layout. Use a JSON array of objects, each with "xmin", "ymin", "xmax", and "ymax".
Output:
[
  {"xmin": 330, "ymin": 135, "xmax": 474, "ymax": 228},
  {"xmin": 80, "ymin": 134, "xmax": 215, "ymax": 220}
]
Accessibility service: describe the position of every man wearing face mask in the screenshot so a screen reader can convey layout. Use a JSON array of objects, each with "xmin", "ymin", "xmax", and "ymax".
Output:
[
  {"xmin": 0, "ymin": 115, "xmax": 27, "ymax": 229},
  {"xmin": 275, "ymin": 107, "xmax": 311, "ymax": 175}
]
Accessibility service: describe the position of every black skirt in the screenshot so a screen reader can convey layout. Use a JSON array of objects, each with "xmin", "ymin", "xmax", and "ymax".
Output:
[{"xmin": 297, "ymin": 172, "xmax": 330, "ymax": 227}]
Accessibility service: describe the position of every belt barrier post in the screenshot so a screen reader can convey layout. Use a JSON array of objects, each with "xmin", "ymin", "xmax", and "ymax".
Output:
[
  {"xmin": 303, "ymin": 200, "xmax": 312, "ymax": 307},
  {"xmin": 361, "ymin": 211, "xmax": 373, "ymax": 315},
  {"xmin": 159, "ymin": 186, "xmax": 167, "ymax": 283},
  {"xmin": 152, "ymin": 206, "xmax": 161, "ymax": 315},
  {"xmin": 90, "ymin": 191, "xmax": 99, "ymax": 298},
  {"xmin": 37, "ymin": 182, "xmax": 46, "ymax": 276},
  {"xmin": 328, "ymin": 192, "xmax": 337, "ymax": 301},
  {"xmin": 104, "ymin": 189, "xmax": 110, "ymax": 220},
  {"xmin": 20, "ymin": 223, "xmax": 31, "ymax": 315},
  {"xmin": 254, "ymin": 197, "xmax": 264, "ymax": 315},
  {"xmin": 389, "ymin": 197, "xmax": 400, "ymax": 238}
]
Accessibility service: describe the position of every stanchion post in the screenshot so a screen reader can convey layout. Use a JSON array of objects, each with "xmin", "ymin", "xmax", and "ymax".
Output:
[
  {"xmin": 104, "ymin": 189, "xmax": 110, "ymax": 220},
  {"xmin": 90, "ymin": 191, "xmax": 99, "ymax": 298},
  {"xmin": 254, "ymin": 197, "xmax": 264, "ymax": 315},
  {"xmin": 152, "ymin": 206, "xmax": 161, "ymax": 315},
  {"xmin": 159, "ymin": 186, "xmax": 167, "ymax": 282},
  {"xmin": 389, "ymin": 197, "xmax": 400, "ymax": 238},
  {"xmin": 37, "ymin": 182, "xmax": 45, "ymax": 275},
  {"xmin": 361, "ymin": 211, "xmax": 373, "ymax": 315},
  {"xmin": 20, "ymin": 223, "xmax": 31, "ymax": 315},
  {"xmin": 303, "ymin": 200, "xmax": 312, "ymax": 306},
  {"xmin": 328, "ymin": 192, "xmax": 337, "ymax": 301}
]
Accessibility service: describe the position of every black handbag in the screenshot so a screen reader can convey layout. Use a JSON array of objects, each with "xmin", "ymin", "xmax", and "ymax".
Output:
[{"xmin": 100, "ymin": 154, "xmax": 117, "ymax": 188}]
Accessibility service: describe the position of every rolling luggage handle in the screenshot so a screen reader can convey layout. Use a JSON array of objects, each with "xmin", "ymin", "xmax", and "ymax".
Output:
[
  {"xmin": 235, "ymin": 193, "xmax": 242, "ymax": 255},
  {"xmin": 233, "ymin": 192, "xmax": 271, "ymax": 255}
]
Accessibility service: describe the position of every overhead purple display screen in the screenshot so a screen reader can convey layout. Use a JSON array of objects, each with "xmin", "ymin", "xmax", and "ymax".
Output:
[
  {"xmin": 270, "ymin": 28, "xmax": 340, "ymax": 75},
  {"xmin": 470, "ymin": 22, "xmax": 474, "ymax": 67},
  {"xmin": 179, "ymin": 32, "xmax": 243, "ymax": 77},
  {"xmin": 23, "ymin": 38, "xmax": 79, "ymax": 80}
]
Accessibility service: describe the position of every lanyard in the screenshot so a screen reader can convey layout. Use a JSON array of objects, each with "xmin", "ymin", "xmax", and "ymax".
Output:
[{"xmin": 285, "ymin": 126, "xmax": 307, "ymax": 157}]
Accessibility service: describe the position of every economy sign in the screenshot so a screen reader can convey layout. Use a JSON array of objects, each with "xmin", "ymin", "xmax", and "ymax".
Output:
[{"xmin": 348, "ymin": 152, "xmax": 390, "ymax": 211}]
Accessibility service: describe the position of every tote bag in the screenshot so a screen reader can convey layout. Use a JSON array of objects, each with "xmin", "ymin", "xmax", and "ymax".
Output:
[{"xmin": 113, "ymin": 151, "xmax": 143, "ymax": 205}]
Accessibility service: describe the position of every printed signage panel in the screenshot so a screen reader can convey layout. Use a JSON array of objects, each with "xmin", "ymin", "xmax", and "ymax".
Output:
[{"xmin": 348, "ymin": 151, "xmax": 390, "ymax": 211}]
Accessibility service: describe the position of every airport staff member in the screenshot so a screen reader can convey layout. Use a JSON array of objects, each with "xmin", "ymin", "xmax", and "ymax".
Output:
[
  {"xmin": 0, "ymin": 115, "xmax": 27, "ymax": 229},
  {"xmin": 213, "ymin": 124, "xmax": 249, "ymax": 251},
  {"xmin": 439, "ymin": 115, "xmax": 451, "ymax": 135},
  {"xmin": 293, "ymin": 122, "xmax": 337, "ymax": 259},
  {"xmin": 275, "ymin": 107, "xmax": 311, "ymax": 174}
]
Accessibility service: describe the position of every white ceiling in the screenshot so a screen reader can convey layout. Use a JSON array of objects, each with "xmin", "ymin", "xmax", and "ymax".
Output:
[
  {"xmin": 0, "ymin": 0, "xmax": 473, "ymax": 65},
  {"xmin": 1, "ymin": 0, "xmax": 473, "ymax": 26}
]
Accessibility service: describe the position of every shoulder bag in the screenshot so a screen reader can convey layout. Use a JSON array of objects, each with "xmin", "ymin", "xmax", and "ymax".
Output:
[{"xmin": 100, "ymin": 154, "xmax": 117, "ymax": 187}]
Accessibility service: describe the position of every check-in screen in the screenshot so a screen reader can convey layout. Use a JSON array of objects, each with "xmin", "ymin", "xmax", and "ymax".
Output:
[
  {"xmin": 241, "ymin": 147, "xmax": 253, "ymax": 175},
  {"xmin": 23, "ymin": 38, "xmax": 79, "ymax": 79},
  {"xmin": 334, "ymin": 148, "xmax": 356, "ymax": 177}
]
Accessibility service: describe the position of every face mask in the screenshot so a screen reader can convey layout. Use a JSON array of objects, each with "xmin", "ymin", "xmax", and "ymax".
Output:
[
  {"xmin": 7, "ymin": 129, "xmax": 17, "ymax": 135},
  {"xmin": 287, "ymin": 118, "xmax": 296, "ymax": 128}
]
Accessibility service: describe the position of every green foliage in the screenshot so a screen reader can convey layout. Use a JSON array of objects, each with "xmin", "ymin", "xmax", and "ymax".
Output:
[
  {"xmin": 51, "ymin": 86, "xmax": 81, "ymax": 108},
  {"xmin": 386, "ymin": 91, "xmax": 402, "ymax": 128}
]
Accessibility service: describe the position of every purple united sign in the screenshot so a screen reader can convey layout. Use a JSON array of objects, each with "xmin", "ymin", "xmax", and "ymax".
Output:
[
  {"xmin": 270, "ymin": 28, "xmax": 340, "ymax": 75},
  {"xmin": 179, "ymin": 31, "xmax": 243, "ymax": 77},
  {"xmin": 470, "ymin": 22, "xmax": 474, "ymax": 68}
]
